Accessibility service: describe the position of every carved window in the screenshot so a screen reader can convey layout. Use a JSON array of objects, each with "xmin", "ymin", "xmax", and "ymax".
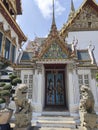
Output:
[
  {"xmin": 23, "ymin": 75, "xmax": 28, "ymax": 84},
  {"xmin": 15, "ymin": 71, "xmax": 21, "ymax": 78},
  {"xmin": 78, "ymin": 75, "xmax": 83, "ymax": 88},
  {"xmin": 84, "ymin": 75, "xmax": 89, "ymax": 86},
  {"xmin": 28, "ymin": 75, "xmax": 33, "ymax": 99},
  {"xmin": 78, "ymin": 74, "xmax": 89, "ymax": 88},
  {"xmin": 0, "ymin": 32, "xmax": 3, "ymax": 53},
  {"xmin": 4, "ymin": 38, "xmax": 11, "ymax": 59},
  {"xmin": 11, "ymin": 44, "xmax": 16, "ymax": 63},
  {"xmin": 23, "ymin": 74, "xmax": 33, "ymax": 99}
]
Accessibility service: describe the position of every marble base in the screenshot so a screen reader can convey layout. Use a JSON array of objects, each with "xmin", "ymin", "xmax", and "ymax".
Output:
[
  {"xmin": 80, "ymin": 112, "xmax": 98, "ymax": 129},
  {"xmin": 79, "ymin": 126, "xmax": 98, "ymax": 130}
]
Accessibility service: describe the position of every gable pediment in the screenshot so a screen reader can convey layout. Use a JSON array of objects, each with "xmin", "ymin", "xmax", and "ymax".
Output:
[
  {"xmin": 68, "ymin": 2, "xmax": 98, "ymax": 31},
  {"xmin": 60, "ymin": 0, "xmax": 98, "ymax": 37},
  {"xmin": 42, "ymin": 42, "xmax": 68, "ymax": 59},
  {"xmin": 38, "ymin": 36, "xmax": 70, "ymax": 59}
]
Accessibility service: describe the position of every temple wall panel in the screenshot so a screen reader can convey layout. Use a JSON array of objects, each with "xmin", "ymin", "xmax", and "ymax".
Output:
[
  {"xmin": 90, "ymin": 70, "xmax": 98, "ymax": 113},
  {"xmin": 67, "ymin": 64, "xmax": 79, "ymax": 115},
  {"xmin": 77, "ymin": 68, "xmax": 98, "ymax": 113}
]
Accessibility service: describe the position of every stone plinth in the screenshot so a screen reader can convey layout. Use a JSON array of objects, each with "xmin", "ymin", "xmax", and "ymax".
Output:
[
  {"xmin": 79, "ymin": 126, "xmax": 98, "ymax": 130},
  {"xmin": 80, "ymin": 113, "xmax": 97, "ymax": 130}
]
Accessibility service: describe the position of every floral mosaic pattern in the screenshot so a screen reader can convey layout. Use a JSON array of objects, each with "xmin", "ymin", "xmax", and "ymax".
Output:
[{"xmin": 42, "ymin": 43, "xmax": 67, "ymax": 59}]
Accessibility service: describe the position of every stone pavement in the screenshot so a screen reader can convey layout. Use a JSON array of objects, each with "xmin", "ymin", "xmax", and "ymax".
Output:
[
  {"xmin": 10, "ymin": 123, "xmax": 78, "ymax": 130},
  {"xmin": 38, "ymin": 128, "xmax": 74, "ymax": 130},
  {"xmin": 10, "ymin": 125, "xmax": 78, "ymax": 130}
]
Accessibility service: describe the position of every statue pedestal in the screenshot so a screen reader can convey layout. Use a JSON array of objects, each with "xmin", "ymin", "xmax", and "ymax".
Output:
[
  {"xmin": 80, "ymin": 112, "xmax": 98, "ymax": 130},
  {"xmin": 79, "ymin": 126, "xmax": 98, "ymax": 130}
]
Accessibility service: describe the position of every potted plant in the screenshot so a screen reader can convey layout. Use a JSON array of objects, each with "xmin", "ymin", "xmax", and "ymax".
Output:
[
  {"xmin": 0, "ymin": 73, "xmax": 22, "ymax": 130},
  {"xmin": 0, "ymin": 83, "xmax": 13, "ymax": 130}
]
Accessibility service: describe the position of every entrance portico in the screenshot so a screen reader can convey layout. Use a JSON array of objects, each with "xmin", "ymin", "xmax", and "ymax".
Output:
[{"xmin": 32, "ymin": 61, "xmax": 78, "ymax": 115}]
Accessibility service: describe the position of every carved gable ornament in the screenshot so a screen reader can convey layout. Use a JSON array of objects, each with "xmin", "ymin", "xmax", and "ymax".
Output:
[
  {"xmin": 60, "ymin": 0, "xmax": 98, "ymax": 37},
  {"xmin": 42, "ymin": 42, "xmax": 68, "ymax": 59},
  {"xmin": 69, "ymin": 5, "xmax": 98, "ymax": 31},
  {"xmin": 68, "ymin": 0, "xmax": 98, "ymax": 31}
]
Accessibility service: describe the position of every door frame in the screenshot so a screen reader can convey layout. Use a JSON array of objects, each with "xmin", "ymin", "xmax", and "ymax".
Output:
[{"xmin": 44, "ymin": 64, "xmax": 66, "ymax": 108}]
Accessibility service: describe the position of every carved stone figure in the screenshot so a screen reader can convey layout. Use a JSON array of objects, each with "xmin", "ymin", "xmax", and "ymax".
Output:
[
  {"xmin": 79, "ymin": 85, "xmax": 95, "ymax": 113},
  {"xmin": 88, "ymin": 44, "xmax": 96, "ymax": 64},
  {"xmin": 79, "ymin": 85, "xmax": 98, "ymax": 130},
  {"xmin": 14, "ymin": 84, "xmax": 32, "ymax": 128}
]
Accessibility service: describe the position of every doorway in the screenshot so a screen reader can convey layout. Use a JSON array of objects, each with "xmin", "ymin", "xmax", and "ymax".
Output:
[{"xmin": 44, "ymin": 64, "xmax": 66, "ymax": 108}]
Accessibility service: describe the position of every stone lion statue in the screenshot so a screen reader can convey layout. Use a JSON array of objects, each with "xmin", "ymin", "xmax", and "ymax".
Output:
[
  {"xmin": 79, "ymin": 85, "xmax": 95, "ymax": 113},
  {"xmin": 14, "ymin": 84, "xmax": 32, "ymax": 128},
  {"xmin": 79, "ymin": 85, "xmax": 98, "ymax": 129}
]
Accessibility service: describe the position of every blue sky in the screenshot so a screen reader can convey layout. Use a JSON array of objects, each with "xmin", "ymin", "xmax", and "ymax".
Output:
[{"xmin": 17, "ymin": 0, "xmax": 85, "ymax": 40}]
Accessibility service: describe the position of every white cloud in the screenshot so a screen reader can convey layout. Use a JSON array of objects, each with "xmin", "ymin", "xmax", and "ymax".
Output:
[
  {"xmin": 34, "ymin": 0, "xmax": 65, "ymax": 18},
  {"xmin": 16, "ymin": 16, "xmax": 21, "ymax": 25}
]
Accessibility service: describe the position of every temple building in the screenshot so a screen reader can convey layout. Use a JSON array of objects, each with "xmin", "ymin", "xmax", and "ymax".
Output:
[
  {"xmin": 15, "ymin": 0, "xmax": 98, "ymax": 127},
  {"xmin": 0, "ymin": 0, "xmax": 27, "ymax": 82}
]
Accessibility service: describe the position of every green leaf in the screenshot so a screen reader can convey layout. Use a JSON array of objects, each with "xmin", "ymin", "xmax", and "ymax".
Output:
[
  {"xmin": 0, "ymin": 98, "xmax": 5, "ymax": 104},
  {"xmin": 3, "ymin": 84, "xmax": 12, "ymax": 90},
  {"xmin": 9, "ymin": 74, "xmax": 17, "ymax": 81},
  {"xmin": 0, "ymin": 82, "xmax": 6, "ymax": 87},
  {"xmin": 12, "ymin": 78, "xmax": 22, "ymax": 86},
  {"xmin": 0, "ymin": 90, "xmax": 10, "ymax": 97}
]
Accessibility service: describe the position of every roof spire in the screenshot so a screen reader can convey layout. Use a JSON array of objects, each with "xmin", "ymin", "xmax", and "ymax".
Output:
[
  {"xmin": 68, "ymin": 0, "xmax": 75, "ymax": 21},
  {"xmin": 71, "ymin": 0, "xmax": 75, "ymax": 12},
  {"xmin": 50, "ymin": 0, "xmax": 57, "ymax": 35},
  {"xmin": 52, "ymin": 0, "xmax": 55, "ymax": 25}
]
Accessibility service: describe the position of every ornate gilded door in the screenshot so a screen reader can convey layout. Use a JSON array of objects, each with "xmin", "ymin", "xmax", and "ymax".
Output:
[{"xmin": 45, "ymin": 71, "xmax": 65, "ymax": 106}]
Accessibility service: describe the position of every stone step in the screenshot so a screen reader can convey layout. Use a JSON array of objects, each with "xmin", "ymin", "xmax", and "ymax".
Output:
[
  {"xmin": 37, "ymin": 116, "xmax": 74, "ymax": 121},
  {"xmin": 42, "ymin": 111, "xmax": 70, "ymax": 116},
  {"xmin": 37, "ymin": 121, "xmax": 76, "ymax": 128},
  {"xmin": 38, "ymin": 128, "xmax": 72, "ymax": 130},
  {"xmin": 36, "ymin": 116, "xmax": 76, "ymax": 129}
]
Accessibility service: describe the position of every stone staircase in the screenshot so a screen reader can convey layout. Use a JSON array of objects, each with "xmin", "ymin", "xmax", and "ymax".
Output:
[{"xmin": 32, "ymin": 111, "xmax": 78, "ymax": 130}]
